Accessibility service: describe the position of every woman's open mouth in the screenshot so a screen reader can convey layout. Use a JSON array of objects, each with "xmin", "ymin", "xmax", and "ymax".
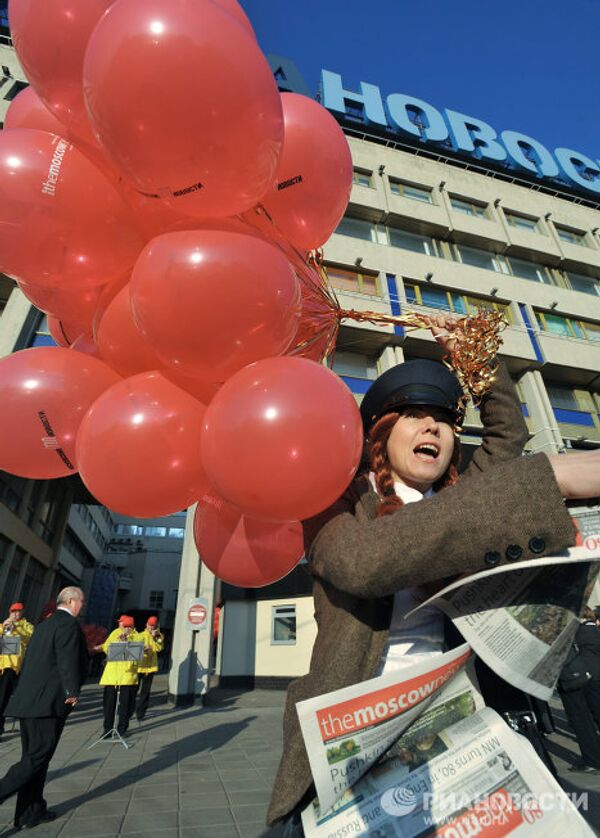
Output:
[{"xmin": 413, "ymin": 443, "xmax": 439, "ymax": 462}]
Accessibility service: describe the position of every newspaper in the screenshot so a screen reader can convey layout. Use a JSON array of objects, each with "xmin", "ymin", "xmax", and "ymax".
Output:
[
  {"xmin": 301, "ymin": 703, "xmax": 593, "ymax": 836},
  {"xmin": 406, "ymin": 544, "xmax": 600, "ymax": 701},
  {"xmin": 297, "ymin": 644, "xmax": 475, "ymax": 814}
]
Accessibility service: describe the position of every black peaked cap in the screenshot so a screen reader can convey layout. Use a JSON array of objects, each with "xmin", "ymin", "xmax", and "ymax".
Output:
[{"xmin": 360, "ymin": 359, "xmax": 463, "ymax": 434}]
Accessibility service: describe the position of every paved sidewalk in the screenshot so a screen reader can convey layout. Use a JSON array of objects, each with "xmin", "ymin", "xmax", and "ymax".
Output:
[
  {"xmin": 0, "ymin": 678, "xmax": 598, "ymax": 836},
  {"xmin": 0, "ymin": 676, "xmax": 285, "ymax": 837}
]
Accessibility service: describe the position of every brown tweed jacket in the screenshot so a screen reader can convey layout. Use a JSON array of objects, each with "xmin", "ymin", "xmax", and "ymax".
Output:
[{"xmin": 267, "ymin": 365, "xmax": 577, "ymax": 825}]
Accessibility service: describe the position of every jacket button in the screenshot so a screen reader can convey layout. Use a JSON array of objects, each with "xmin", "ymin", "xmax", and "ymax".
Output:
[
  {"xmin": 484, "ymin": 551, "xmax": 501, "ymax": 567},
  {"xmin": 528, "ymin": 537, "xmax": 546, "ymax": 555},
  {"xmin": 505, "ymin": 544, "xmax": 522, "ymax": 562}
]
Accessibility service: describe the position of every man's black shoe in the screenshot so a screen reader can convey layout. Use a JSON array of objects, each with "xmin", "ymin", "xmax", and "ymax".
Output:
[{"xmin": 18, "ymin": 810, "xmax": 58, "ymax": 830}]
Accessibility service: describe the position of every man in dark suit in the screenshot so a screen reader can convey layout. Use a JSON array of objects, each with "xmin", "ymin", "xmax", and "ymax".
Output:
[
  {"xmin": 0, "ymin": 586, "xmax": 88, "ymax": 830},
  {"xmin": 579, "ymin": 606, "xmax": 600, "ymax": 730}
]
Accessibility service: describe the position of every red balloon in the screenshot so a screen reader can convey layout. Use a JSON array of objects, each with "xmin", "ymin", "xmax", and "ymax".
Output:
[
  {"xmin": 0, "ymin": 129, "xmax": 143, "ymax": 289},
  {"xmin": 96, "ymin": 287, "xmax": 160, "ymax": 378},
  {"xmin": 19, "ymin": 280, "xmax": 107, "ymax": 336},
  {"xmin": 4, "ymin": 85, "xmax": 66, "ymax": 134},
  {"xmin": 46, "ymin": 314, "xmax": 75, "ymax": 346},
  {"xmin": 193, "ymin": 492, "xmax": 303, "ymax": 587},
  {"xmin": 130, "ymin": 230, "xmax": 301, "ymax": 382},
  {"xmin": 91, "ymin": 272, "xmax": 131, "ymax": 336},
  {"xmin": 211, "ymin": 0, "xmax": 255, "ymax": 36},
  {"xmin": 0, "ymin": 347, "xmax": 120, "ymax": 479},
  {"xmin": 76, "ymin": 371, "xmax": 209, "ymax": 517},
  {"xmin": 162, "ymin": 369, "xmax": 221, "ymax": 406},
  {"xmin": 70, "ymin": 334, "xmax": 101, "ymax": 358},
  {"xmin": 201, "ymin": 357, "xmax": 363, "ymax": 522},
  {"xmin": 83, "ymin": 0, "xmax": 283, "ymax": 218},
  {"xmin": 260, "ymin": 93, "xmax": 353, "ymax": 251},
  {"xmin": 9, "ymin": 0, "xmax": 115, "ymax": 143}
]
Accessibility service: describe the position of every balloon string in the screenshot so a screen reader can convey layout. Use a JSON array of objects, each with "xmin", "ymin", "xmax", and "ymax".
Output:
[{"xmin": 240, "ymin": 206, "xmax": 507, "ymax": 405}]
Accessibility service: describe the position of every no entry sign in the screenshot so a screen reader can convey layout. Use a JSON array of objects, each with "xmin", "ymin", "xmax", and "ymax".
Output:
[{"xmin": 187, "ymin": 598, "xmax": 208, "ymax": 631}]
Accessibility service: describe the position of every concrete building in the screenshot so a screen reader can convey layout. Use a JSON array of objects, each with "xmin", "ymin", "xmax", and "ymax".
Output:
[{"xmin": 101, "ymin": 512, "xmax": 187, "ymax": 641}]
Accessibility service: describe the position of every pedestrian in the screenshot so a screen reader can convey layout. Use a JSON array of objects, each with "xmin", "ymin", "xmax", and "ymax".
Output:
[
  {"xmin": 0, "ymin": 587, "xmax": 88, "ymax": 831},
  {"xmin": 557, "ymin": 606, "xmax": 600, "ymax": 774},
  {"xmin": 0, "ymin": 602, "xmax": 34, "ymax": 739},
  {"xmin": 133, "ymin": 616, "xmax": 164, "ymax": 722},
  {"xmin": 578, "ymin": 605, "xmax": 600, "ymax": 732},
  {"xmin": 266, "ymin": 315, "xmax": 600, "ymax": 832},
  {"xmin": 96, "ymin": 615, "xmax": 140, "ymax": 736}
]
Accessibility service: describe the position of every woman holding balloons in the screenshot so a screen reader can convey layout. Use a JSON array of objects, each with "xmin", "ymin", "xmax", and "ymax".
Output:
[{"xmin": 267, "ymin": 316, "xmax": 600, "ymax": 832}]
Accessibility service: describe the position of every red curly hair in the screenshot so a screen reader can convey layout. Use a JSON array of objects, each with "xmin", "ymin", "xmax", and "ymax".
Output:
[{"xmin": 368, "ymin": 411, "xmax": 461, "ymax": 518}]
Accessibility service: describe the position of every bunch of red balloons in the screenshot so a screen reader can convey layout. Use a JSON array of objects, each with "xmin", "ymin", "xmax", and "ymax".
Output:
[{"xmin": 0, "ymin": 0, "xmax": 362, "ymax": 587}]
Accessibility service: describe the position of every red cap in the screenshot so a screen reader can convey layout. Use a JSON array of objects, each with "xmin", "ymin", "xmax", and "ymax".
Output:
[
  {"xmin": 147, "ymin": 616, "xmax": 158, "ymax": 626},
  {"xmin": 118, "ymin": 615, "xmax": 134, "ymax": 628},
  {"xmin": 9, "ymin": 603, "xmax": 24, "ymax": 613}
]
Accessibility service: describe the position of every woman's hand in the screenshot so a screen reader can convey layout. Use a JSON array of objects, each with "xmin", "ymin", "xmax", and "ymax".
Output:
[
  {"xmin": 423, "ymin": 313, "xmax": 462, "ymax": 354},
  {"xmin": 549, "ymin": 450, "xmax": 600, "ymax": 500}
]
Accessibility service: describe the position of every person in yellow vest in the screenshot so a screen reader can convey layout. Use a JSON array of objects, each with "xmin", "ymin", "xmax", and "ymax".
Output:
[
  {"xmin": 134, "ymin": 616, "xmax": 164, "ymax": 722},
  {"xmin": 96, "ymin": 615, "xmax": 140, "ymax": 736},
  {"xmin": 0, "ymin": 603, "xmax": 34, "ymax": 737}
]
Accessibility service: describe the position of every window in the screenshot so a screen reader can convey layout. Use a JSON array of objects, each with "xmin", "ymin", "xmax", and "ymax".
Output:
[
  {"xmin": 404, "ymin": 282, "xmax": 511, "ymax": 321},
  {"xmin": 144, "ymin": 526, "xmax": 167, "ymax": 537},
  {"xmin": 507, "ymin": 256, "xmax": 553, "ymax": 285},
  {"xmin": 389, "ymin": 179, "xmax": 432, "ymax": 203},
  {"xmin": 115, "ymin": 524, "xmax": 144, "ymax": 536},
  {"xmin": 326, "ymin": 266, "xmax": 379, "ymax": 297},
  {"xmin": 331, "ymin": 351, "xmax": 377, "ymax": 380},
  {"xmin": 504, "ymin": 211, "xmax": 540, "ymax": 233},
  {"xmin": 335, "ymin": 216, "xmax": 378, "ymax": 243},
  {"xmin": 63, "ymin": 530, "xmax": 94, "ymax": 565},
  {"xmin": 168, "ymin": 527, "xmax": 184, "ymax": 538},
  {"xmin": 271, "ymin": 605, "xmax": 296, "ymax": 645},
  {"xmin": 331, "ymin": 351, "xmax": 377, "ymax": 395},
  {"xmin": 455, "ymin": 244, "xmax": 500, "ymax": 272},
  {"xmin": 535, "ymin": 311, "xmax": 600, "ymax": 343},
  {"xmin": 149, "ymin": 590, "xmax": 164, "ymax": 609},
  {"xmin": 20, "ymin": 558, "xmax": 45, "ymax": 618},
  {"xmin": 545, "ymin": 384, "xmax": 599, "ymax": 429},
  {"xmin": 352, "ymin": 168, "xmax": 373, "ymax": 188},
  {"xmin": 388, "ymin": 227, "xmax": 435, "ymax": 256},
  {"xmin": 449, "ymin": 196, "xmax": 488, "ymax": 218},
  {"xmin": 0, "ymin": 473, "xmax": 25, "ymax": 513},
  {"xmin": 564, "ymin": 271, "xmax": 600, "ymax": 297},
  {"xmin": 555, "ymin": 225, "xmax": 587, "ymax": 247},
  {"xmin": 546, "ymin": 385, "xmax": 579, "ymax": 411}
]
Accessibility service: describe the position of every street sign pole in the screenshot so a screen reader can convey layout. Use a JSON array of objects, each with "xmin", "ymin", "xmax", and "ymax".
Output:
[{"xmin": 168, "ymin": 505, "xmax": 216, "ymax": 706}]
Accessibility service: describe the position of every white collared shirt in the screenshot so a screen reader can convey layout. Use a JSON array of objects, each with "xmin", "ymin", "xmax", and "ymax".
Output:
[{"xmin": 368, "ymin": 473, "xmax": 445, "ymax": 675}]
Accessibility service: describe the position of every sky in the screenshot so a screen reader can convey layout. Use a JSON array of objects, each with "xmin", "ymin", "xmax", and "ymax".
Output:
[{"xmin": 241, "ymin": 0, "xmax": 600, "ymax": 161}]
